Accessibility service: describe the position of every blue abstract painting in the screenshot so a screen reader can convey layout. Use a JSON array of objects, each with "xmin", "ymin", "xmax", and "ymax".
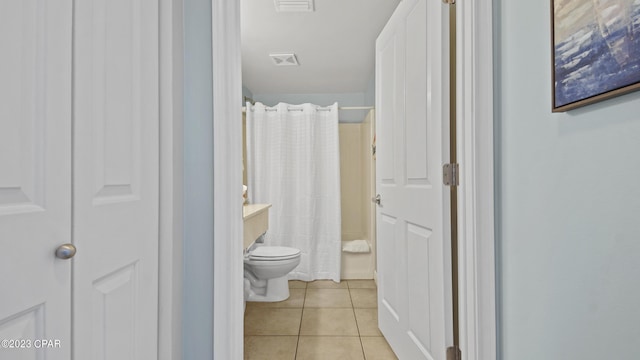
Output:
[{"xmin": 553, "ymin": 0, "xmax": 640, "ymax": 111}]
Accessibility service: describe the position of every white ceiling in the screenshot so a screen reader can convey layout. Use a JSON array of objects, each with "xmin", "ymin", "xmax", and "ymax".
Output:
[{"xmin": 241, "ymin": 0, "xmax": 400, "ymax": 95}]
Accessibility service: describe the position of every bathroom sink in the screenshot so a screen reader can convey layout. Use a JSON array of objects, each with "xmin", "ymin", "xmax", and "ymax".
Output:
[{"xmin": 243, "ymin": 204, "xmax": 271, "ymax": 248}]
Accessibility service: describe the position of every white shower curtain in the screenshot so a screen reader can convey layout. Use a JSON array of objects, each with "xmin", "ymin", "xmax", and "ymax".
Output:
[{"xmin": 246, "ymin": 102, "xmax": 342, "ymax": 282}]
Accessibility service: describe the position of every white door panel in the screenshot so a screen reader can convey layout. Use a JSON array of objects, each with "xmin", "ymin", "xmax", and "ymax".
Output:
[
  {"xmin": 73, "ymin": 0, "xmax": 159, "ymax": 358},
  {"xmin": 376, "ymin": 0, "xmax": 452, "ymax": 358},
  {"xmin": 0, "ymin": 1, "xmax": 72, "ymax": 359},
  {"xmin": 378, "ymin": 214, "xmax": 400, "ymax": 319}
]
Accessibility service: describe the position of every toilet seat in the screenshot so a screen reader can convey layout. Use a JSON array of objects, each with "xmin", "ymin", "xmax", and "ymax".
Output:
[{"xmin": 248, "ymin": 246, "xmax": 301, "ymax": 261}]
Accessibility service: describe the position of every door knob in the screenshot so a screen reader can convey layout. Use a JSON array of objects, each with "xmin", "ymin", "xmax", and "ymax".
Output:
[
  {"xmin": 372, "ymin": 194, "xmax": 381, "ymax": 205},
  {"xmin": 55, "ymin": 244, "xmax": 76, "ymax": 260}
]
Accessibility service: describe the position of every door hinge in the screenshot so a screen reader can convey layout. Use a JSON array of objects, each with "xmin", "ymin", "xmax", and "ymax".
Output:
[
  {"xmin": 443, "ymin": 163, "xmax": 459, "ymax": 186},
  {"xmin": 442, "ymin": 0, "xmax": 456, "ymax": 4},
  {"xmin": 446, "ymin": 346, "xmax": 462, "ymax": 360}
]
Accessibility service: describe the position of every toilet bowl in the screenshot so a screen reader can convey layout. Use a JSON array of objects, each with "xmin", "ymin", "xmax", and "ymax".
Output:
[{"xmin": 244, "ymin": 245, "xmax": 301, "ymax": 302}]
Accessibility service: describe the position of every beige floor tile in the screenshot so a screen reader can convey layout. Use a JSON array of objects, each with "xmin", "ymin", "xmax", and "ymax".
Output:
[
  {"xmin": 244, "ymin": 336, "xmax": 297, "ymax": 360},
  {"xmin": 306, "ymin": 280, "xmax": 348, "ymax": 289},
  {"xmin": 350, "ymin": 288, "xmax": 378, "ymax": 308},
  {"xmin": 246, "ymin": 289, "xmax": 305, "ymax": 309},
  {"xmin": 354, "ymin": 308, "xmax": 382, "ymax": 336},
  {"xmin": 300, "ymin": 308, "xmax": 359, "ymax": 336},
  {"xmin": 347, "ymin": 280, "xmax": 377, "ymax": 289},
  {"xmin": 289, "ymin": 280, "xmax": 308, "ymax": 289},
  {"xmin": 296, "ymin": 336, "xmax": 364, "ymax": 360},
  {"xmin": 305, "ymin": 289, "xmax": 352, "ymax": 308},
  {"xmin": 244, "ymin": 307, "xmax": 302, "ymax": 335},
  {"xmin": 361, "ymin": 337, "xmax": 398, "ymax": 360}
]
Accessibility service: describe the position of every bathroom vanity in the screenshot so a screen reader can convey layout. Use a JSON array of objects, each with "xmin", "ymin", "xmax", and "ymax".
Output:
[{"xmin": 242, "ymin": 203, "xmax": 271, "ymax": 248}]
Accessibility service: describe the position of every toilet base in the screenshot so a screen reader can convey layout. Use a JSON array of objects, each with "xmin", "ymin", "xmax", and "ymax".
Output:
[{"xmin": 245, "ymin": 275, "xmax": 290, "ymax": 302}]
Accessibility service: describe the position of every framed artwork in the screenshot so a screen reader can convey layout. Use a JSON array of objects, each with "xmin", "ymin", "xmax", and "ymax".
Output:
[{"xmin": 552, "ymin": 0, "xmax": 640, "ymax": 112}]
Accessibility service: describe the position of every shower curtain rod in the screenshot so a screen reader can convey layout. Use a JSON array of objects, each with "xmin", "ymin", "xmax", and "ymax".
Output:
[{"xmin": 241, "ymin": 106, "xmax": 374, "ymax": 113}]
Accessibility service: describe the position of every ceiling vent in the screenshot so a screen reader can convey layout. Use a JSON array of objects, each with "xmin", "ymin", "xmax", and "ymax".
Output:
[
  {"xmin": 269, "ymin": 53, "xmax": 300, "ymax": 66},
  {"xmin": 274, "ymin": 0, "xmax": 315, "ymax": 12}
]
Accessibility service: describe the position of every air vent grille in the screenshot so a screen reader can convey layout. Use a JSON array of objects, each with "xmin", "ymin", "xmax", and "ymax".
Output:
[
  {"xmin": 269, "ymin": 53, "xmax": 300, "ymax": 66},
  {"xmin": 274, "ymin": 0, "xmax": 315, "ymax": 12}
]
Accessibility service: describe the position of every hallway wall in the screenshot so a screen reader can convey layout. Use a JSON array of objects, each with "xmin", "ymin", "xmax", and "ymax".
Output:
[
  {"xmin": 495, "ymin": 1, "xmax": 640, "ymax": 359},
  {"xmin": 183, "ymin": 0, "xmax": 214, "ymax": 358}
]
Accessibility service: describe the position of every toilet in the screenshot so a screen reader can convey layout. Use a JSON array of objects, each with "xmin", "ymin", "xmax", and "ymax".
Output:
[{"xmin": 244, "ymin": 245, "xmax": 301, "ymax": 302}]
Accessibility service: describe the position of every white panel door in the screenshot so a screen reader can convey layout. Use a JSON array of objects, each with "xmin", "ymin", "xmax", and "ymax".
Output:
[
  {"xmin": 73, "ymin": 0, "xmax": 159, "ymax": 358},
  {"xmin": 0, "ymin": 1, "xmax": 72, "ymax": 359},
  {"xmin": 375, "ymin": 0, "xmax": 452, "ymax": 358}
]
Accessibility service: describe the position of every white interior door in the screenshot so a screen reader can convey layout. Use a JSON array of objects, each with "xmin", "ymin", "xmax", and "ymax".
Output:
[
  {"xmin": 0, "ymin": 1, "xmax": 72, "ymax": 359},
  {"xmin": 0, "ymin": 2, "xmax": 159, "ymax": 359},
  {"xmin": 375, "ymin": 0, "xmax": 452, "ymax": 358},
  {"xmin": 72, "ymin": 0, "xmax": 160, "ymax": 358}
]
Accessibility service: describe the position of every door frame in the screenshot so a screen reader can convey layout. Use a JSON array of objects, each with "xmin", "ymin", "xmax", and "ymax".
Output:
[
  {"xmin": 203, "ymin": 1, "xmax": 497, "ymax": 360},
  {"xmin": 211, "ymin": 0, "xmax": 244, "ymax": 359},
  {"xmin": 158, "ymin": 0, "xmax": 184, "ymax": 359},
  {"xmin": 456, "ymin": 1, "xmax": 497, "ymax": 359}
]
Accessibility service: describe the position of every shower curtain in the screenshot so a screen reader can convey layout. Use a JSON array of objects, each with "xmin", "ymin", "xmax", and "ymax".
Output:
[{"xmin": 246, "ymin": 102, "xmax": 342, "ymax": 282}]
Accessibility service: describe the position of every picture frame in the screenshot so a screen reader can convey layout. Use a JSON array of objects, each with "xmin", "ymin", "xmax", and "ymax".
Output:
[{"xmin": 551, "ymin": 0, "xmax": 640, "ymax": 112}]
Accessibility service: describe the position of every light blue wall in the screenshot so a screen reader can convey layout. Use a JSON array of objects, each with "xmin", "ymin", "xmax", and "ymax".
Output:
[
  {"xmin": 253, "ymin": 92, "xmax": 368, "ymax": 123},
  {"xmin": 183, "ymin": 0, "xmax": 214, "ymax": 358},
  {"xmin": 364, "ymin": 74, "xmax": 375, "ymax": 107},
  {"xmin": 242, "ymin": 85, "xmax": 254, "ymax": 104},
  {"xmin": 495, "ymin": 1, "xmax": 640, "ymax": 359}
]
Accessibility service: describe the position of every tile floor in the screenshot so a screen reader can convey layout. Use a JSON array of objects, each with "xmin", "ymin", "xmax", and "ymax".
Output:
[{"xmin": 244, "ymin": 279, "xmax": 398, "ymax": 360}]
